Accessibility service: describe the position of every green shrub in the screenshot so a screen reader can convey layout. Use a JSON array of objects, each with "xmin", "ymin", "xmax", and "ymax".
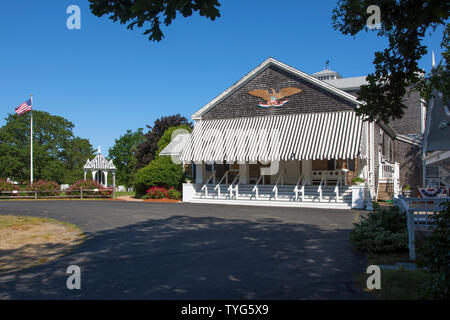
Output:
[
  {"xmin": 134, "ymin": 156, "xmax": 184, "ymax": 197},
  {"xmin": 66, "ymin": 179, "xmax": 112, "ymax": 196},
  {"xmin": 352, "ymin": 177, "xmax": 365, "ymax": 184},
  {"xmin": 0, "ymin": 180, "xmax": 19, "ymax": 196},
  {"xmin": 24, "ymin": 180, "xmax": 60, "ymax": 196},
  {"xmin": 167, "ymin": 187, "xmax": 181, "ymax": 200},
  {"xmin": 417, "ymin": 202, "xmax": 450, "ymax": 300},
  {"xmin": 349, "ymin": 206, "xmax": 408, "ymax": 253}
]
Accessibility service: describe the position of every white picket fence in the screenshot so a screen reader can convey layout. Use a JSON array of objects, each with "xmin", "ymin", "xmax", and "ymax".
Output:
[{"xmin": 396, "ymin": 195, "xmax": 449, "ymax": 260}]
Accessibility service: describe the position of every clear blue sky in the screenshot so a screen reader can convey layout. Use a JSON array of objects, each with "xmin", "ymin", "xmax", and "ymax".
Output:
[{"xmin": 0, "ymin": 0, "xmax": 446, "ymax": 156}]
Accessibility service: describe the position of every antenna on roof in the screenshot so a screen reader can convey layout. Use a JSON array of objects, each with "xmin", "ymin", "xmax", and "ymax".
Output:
[{"xmin": 325, "ymin": 60, "xmax": 330, "ymax": 69}]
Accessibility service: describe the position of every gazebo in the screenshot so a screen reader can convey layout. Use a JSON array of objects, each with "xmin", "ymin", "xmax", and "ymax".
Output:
[{"xmin": 83, "ymin": 147, "xmax": 116, "ymax": 188}]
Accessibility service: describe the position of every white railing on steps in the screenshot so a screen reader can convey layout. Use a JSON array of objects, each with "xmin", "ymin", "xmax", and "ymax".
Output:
[
  {"xmin": 201, "ymin": 171, "xmax": 216, "ymax": 198},
  {"xmin": 214, "ymin": 170, "xmax": 229, "ymax": 198}
]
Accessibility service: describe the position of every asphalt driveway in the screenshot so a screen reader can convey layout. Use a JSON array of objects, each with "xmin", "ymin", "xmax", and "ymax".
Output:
[{"xmin": 0, "ymin": 200, "xmax": 369, "ymax": 299}]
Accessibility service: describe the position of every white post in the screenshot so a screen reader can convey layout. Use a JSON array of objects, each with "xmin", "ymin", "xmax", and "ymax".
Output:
[
  {"xmin": 104, "ymin": 171, "xmax": 108, "ymax": 187},
  {"xmin": 407, "ymin": 209, "xmax": 416, "ymax": 260},
  {"xmin": 30, "ymin": 94, "xmax": 33, "ymax": 184}
]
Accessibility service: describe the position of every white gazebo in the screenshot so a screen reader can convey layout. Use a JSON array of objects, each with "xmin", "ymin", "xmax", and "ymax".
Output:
[{"xmin": 83, "ymin": 147, "xmax": 116, "ymax": 188}]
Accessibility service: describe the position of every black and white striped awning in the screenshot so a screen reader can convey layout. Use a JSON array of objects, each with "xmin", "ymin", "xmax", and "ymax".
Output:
[{"xmin": 180, "ymin": 111, "xmax": 364, "ymax": 162}]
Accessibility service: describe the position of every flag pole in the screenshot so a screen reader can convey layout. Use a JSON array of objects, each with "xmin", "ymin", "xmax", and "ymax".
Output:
[{"xmin": 30, "ymin": 94, "xmax": 33, "ymax": 184}]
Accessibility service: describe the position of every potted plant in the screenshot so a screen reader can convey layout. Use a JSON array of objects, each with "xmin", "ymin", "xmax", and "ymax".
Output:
[
  {"xmin": 352, "ymin": 177, "xmax": 365, "ymax": 185},
  {"xmin": 402, "ymin": 184, "xmax": 412, "ymax": 197},
  {"xmin": 185, "ymin": 176, "xmax": 193, "ymax": 184}
]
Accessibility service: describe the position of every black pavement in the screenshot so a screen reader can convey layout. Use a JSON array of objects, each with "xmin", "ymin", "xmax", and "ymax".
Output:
[{"xmin": 0, "ymin": 200, "xmax": 369, "ymax": 299}]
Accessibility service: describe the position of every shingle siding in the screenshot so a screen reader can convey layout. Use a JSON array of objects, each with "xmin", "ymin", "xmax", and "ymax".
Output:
[
  {"xmin": 202, "ymin": 66, "xmax": 356, "ymax": 120},
  {"xmin": 390, "ymin": 89, "xmax": 422, "ymax": 135},
  {"xmin": 393, "ymin": 140, "xmax": 423, "ymax": 192}
]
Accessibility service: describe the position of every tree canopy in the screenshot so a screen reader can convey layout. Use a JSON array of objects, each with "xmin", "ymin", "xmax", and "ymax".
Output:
[
  {"xmin": 89, "ymin": 0, "xmax": 221, "ymax": 41},
  {"xmin": 108, "ymin": 128, "xmax": 145, "ymax": 188},
  {"xmin": 0, "ymin": 111, "xmax": 94, "ymax": 184},
  {"xmin": 135, "ymin": 114, "xmax": 192, "ymax": 169},
  {"xmin": 332, "ymin": 0, "xmax": 449, "ymax": 123}
]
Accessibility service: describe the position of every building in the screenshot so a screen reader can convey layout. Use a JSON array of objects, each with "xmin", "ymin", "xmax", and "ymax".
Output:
[
  {"xmin": 422, "ymin": 88, "xmax": 450, "ymax": 188},
  {"xmin": 83, "ymin": 147, "xmax": 116, "ymax": 188},
  {"xmin": 163, "ymin": 58, "xmax": 425, "ymax": 208}
]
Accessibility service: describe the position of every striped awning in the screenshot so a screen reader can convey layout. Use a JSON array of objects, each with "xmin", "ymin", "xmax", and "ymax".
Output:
[{"xmin": 180, "ymin": 111, "xmax": 364, "ymax": 162}]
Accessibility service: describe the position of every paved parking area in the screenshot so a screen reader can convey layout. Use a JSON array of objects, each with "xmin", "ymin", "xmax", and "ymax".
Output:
[{"xmin": 0, "ymin": 200, "xmax": 369, "ymax": 299}]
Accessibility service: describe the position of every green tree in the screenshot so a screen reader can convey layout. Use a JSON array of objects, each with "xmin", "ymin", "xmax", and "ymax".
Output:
[
  {"xmin": 108, "ymin": 128, "xmax": 145, "ymax": 188},
  {"xmin": 89, "ymin": 0, "xmax": 221, "ymax": 41},
  {"xmin": 134, "ymin": 124, "xmax": 190, "ymax": 197},
  {"xmin": 135, "ymin": 114, "xmax": 192, "ymax": 169},
  {"xmin": 332, "ymin": 0, "xmax": 449, "ymax": 123},
  {"xmin": 0, "ymin": 111, "xmax": 94, "ymax": 184}
]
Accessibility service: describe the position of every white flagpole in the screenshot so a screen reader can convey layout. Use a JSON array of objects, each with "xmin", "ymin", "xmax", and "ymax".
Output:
[{"xmin": 30, "ymin": 94, "xmax": 33, "ymax": 184}]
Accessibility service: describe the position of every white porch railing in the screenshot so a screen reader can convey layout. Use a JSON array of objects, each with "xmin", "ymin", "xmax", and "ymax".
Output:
[
  {"xmin": 378, "ymin": 160, "xmax": 400, "ymax": 197},
  {"xmin": 317, "ymin": 171, "xmax": 327, "ymax": 202},
  {"xmin": 201, "ymin": 171, "xmax": 216, "ymax": 198},
  {"xmin": 293, "ymin": 174, "xmax": 304, "ymax": 201},
  {"xmin": 228, "ymin": 173, "xmax": 240, "ymax": 199},
  {"xmin": 379, "ymin": 162, "xmax": 395, "ymax": 180},
  {"xmin": 272, "ymin": 174, "xmax": 284, "ymax": 200},
  {"xmin": 252, "ymin": 175, "xmax": 263, "ymax": 200},
  {"xmin": 214, "ymin": 170, "xmax": 229, "ymax": 198},
  {"xmin": 334, "ymin": 174, "xmax": 343, "ymax": 203},
  {"xmin": 396, "ymin": 194, "xmax": 449, "ymax": 260}
]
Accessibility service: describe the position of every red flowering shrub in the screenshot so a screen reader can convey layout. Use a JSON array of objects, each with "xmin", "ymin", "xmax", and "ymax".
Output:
[
  {"xmin": 0, "ymin": 180, "xmax": 19, "ymax": 197},
  {"xmin": 66, "ymin": 180, "xmax": 112, "ymax": 197},
  {"xmin": 24, "ymin": 180, "xmax": 60, "ymax": 196},
  {"xmin": 144, "ymin": 186, "xmax": 169, "ymax": 199},
  {"xmin": 143, "ymin": 186, "xmax": 181, "ymax": 200}
]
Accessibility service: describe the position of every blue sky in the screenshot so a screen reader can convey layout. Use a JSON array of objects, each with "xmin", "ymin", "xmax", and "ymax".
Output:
[{"xmin": 0, "ymin": 0, "xmax": 446, "ymax": 156}]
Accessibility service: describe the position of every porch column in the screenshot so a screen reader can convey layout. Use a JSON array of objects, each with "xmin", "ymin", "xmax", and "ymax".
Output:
[
  {"xmin": 195, "ymin": 162, "xmax": 203, "ymax": 184},
  {"xmin": 239, "ymin": 163, "xmax": 248, "ymax": 184},
  {"xmin": 301, "ymin": 160, "xmax": 312, "ymax": 185},
  {"xmin": 92, "ymin": 170, "xmax": 97, "ymax": 181},
  {"xmin": 104, "ymin": 171, "xmax": 108, "ymax": 187}
]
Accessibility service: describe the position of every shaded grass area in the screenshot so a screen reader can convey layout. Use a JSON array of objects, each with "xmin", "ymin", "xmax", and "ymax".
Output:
[
  {"xmin": 355, "ymin": 268, "xmax": 428, "ymax": 300},
  {"xmin": 354, "ymin": 250, "xmax": 429, "ymax": 300}
]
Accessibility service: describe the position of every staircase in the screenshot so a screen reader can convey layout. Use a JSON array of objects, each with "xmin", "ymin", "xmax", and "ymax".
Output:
[
  {"xmin": 377, "ymin": 182, "xmax": 394, "ymax": 201},
  {"xmin": 190, "ymin": 184, "xmax": 352, "ymax": 209}
]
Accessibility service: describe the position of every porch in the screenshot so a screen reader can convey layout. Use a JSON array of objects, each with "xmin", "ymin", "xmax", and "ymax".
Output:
[
  {"xmin": 178, "ymin": 111, "xmax": 372, "ymax": 209},
  {"xmin": 183, "ymin": 159, "xmax": 365, "ymax": 209}
]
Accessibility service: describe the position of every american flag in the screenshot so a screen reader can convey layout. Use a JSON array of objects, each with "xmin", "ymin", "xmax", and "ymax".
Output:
[{"xmin": 15, "ymin": 98, "xmax": 32, "ymax": 115}]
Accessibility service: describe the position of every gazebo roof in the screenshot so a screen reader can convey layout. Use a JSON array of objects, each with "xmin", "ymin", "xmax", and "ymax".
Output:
[{"xmin": 83, "ymin": 147, "xmax": 116, "ymax": 170}]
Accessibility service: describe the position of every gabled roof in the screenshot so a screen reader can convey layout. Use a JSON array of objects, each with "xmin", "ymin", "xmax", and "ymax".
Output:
[
  {"xmin": 192, "ymin": 57, "xmax": 362, "ymax": 120},
  {"xmin": 83, "ymin": 148, "xmax": 116, "ymax": 170},
  {"xmin": 324, "ymin": 76, "xmax": 368, "ymax": 91},
  {"xmin": 312, "ymin": 68, "xmax": 343, "ymax": 79}
]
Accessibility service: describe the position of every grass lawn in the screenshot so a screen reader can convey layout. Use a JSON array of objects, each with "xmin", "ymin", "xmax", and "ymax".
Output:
[
  {"xmin": 115, "ymin": 191, "xmax": 135, "ymax": 197},
  {"xmin": 355, "ymin": 251, "xmax": 430, "ymax": 300},
  {"xmin": 0, "ymin": 215, "xmax": 84, "ymax": 273}
]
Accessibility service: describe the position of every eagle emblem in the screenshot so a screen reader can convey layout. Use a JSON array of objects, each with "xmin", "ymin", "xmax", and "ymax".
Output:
[{"xmin": 248, "ymin": 87, "xmax": 302, "ymax": 107}]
